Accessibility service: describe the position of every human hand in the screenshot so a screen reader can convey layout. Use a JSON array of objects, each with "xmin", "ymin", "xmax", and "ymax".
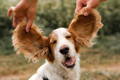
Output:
[
  {"xmin": 8, "ymin": 0, "xmax": 37, "ymax": 32},
  {"xmin": 75, "ymin": 0, "xmax": 107, "ymax": 16}
]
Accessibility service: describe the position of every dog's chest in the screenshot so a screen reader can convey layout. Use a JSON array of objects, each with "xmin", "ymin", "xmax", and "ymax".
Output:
[
  {"xmin": 35, "ymin": 58, "xmax": 80, "ymax": 80},
  {"xmin": 46, "ymin": 70, "xmax": 78, "ymax": 80},
  {"xmin": 42, "ymin": 64, "xmax": 80, "ymax": 80}
]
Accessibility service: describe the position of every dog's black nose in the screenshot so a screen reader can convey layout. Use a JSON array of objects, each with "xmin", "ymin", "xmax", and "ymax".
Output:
[{"xmin": 59, "ymin": 46, "xmax": 69, "ymax": 55}]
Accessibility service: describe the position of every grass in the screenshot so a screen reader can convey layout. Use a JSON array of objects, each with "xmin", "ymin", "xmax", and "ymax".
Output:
[
  {"xmin": 81, "ymin": 71, "xmax": 120, "ymax": 80},
  {"xmin": 0, "ymin": 50, "xmax": 120, "ymax": 80},
  {"xmin": 81, "ymin": 48, "xmax": 120, "ymax": 68}
]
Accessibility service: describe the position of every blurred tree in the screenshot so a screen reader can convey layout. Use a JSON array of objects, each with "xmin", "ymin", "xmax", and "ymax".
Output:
[
  {"xmin": 36, "ymin": 0, "xmax": 75, "ymax": 34},
  {"xmin": 0, "ymin": 0, "xmax": 13, "ymax": 54},
  {"xmin": 98, "ymin": 0, "xmax": 120, "ymax": 35}
]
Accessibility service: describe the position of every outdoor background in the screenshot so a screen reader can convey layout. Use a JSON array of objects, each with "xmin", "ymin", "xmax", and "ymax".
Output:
[{"xmin": 0, "ymin": 0, "xmax": 120, "ymax": 80}]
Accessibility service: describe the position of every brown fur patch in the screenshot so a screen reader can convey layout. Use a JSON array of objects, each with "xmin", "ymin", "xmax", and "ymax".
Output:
[
  {"xmin": 68, "ymin": 9, "xmax": 103, "ymax": 52},
  {"xmin": 47, "ymin": 33, "xmax": 58, "ymax": 62},
  {"xmin": 12, "ymin": 21, "xmax": 50, "ymax": 62}
]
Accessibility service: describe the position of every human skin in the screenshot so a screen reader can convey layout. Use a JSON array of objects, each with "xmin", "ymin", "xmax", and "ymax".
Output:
[
  {"xmin": 75, "ymin": 0, "xmax": 107, "ymax": 16},
  {"xmin": 8, "ymin": 0, "xmax": 38, "ymax": 32}
]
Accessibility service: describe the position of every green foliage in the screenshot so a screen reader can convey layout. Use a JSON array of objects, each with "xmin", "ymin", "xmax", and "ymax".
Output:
[
  {"xmin": 36, "ymin": 0, "xmax": 75, "ymax": 34},
  {"xmin": 98, "ymin": 0, "xmax": 120, "ymax": 35},
  {"xmin": 0, "ymin": 36, "xmax": 14, "ymax": 55},
  {"xmin": 0, "ymin": 5, "xmax": 13, "ymax": 54},
  {"xmin": 36, "ymin": 0, "xmax": 120, "ymax": 35},
  {"xmin": 0, "ymin": 0, "xmax": 14, "ymax": 54},
  {"xmin": 93, "ymin": 34, "xmax": 120, "ymax": 54}
]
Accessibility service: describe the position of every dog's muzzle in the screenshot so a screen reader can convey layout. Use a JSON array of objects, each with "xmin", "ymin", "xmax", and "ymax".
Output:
[{"xmin": 62, "ymin": 56, "xmax": 76, "ymax": 68}]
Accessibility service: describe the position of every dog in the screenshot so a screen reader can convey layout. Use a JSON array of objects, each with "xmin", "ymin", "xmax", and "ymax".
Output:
[{"xmin": 12, "ymin": 9, "xmax": 103, "ymax": 80}]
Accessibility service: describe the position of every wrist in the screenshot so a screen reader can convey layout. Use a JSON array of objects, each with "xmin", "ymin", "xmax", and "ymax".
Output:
[
  {"xmin": 24, "ymin": 0, "xmax": 38, "ymax": 4},
  {"xmin": 87, "ymin": 0, "xmax": 100, "ymax": 8},
  {"xmin": 31, "ymin": 0, "xmax": 38, "ymax": 3},
  {"xmin": 27, "ymin": 0, "xmax": 38, "ymax": 6}
]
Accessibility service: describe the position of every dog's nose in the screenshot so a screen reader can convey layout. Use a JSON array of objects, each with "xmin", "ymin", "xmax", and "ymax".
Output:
[{"xmin": 59, "ymin": 46, "xmax": 69, "ymax": 55}]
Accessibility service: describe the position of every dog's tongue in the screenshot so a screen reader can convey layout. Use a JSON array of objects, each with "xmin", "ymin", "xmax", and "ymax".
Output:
[{"xmin": 65, "ymin": 57, "xmax": 76, "ymax": 66}]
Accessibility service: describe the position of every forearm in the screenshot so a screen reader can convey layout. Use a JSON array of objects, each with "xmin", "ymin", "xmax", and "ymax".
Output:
[
  {"xmin": 87, "ymin": 0, "xmax": 100, "ymax": 8},
  {"xmin": 14, "ymin": 0, "xmax": 38, "ymax": 11},
  {"xmin": 19, "ymin": 0, "xmax": 38, "ymax": 6},
  {"xmin": 76, "ymin": 0, "xmax": 82, "ymax": 8},
  {"xmin": 22, "ymin": 0, "xmax": 38, "ymax": 2},
  {"xmin": 23, "ymin": 0, "xmax": 38, "ymax": 5},
  {"xmin": 87, "ymin": 0, "xmax": 106, "ymax": 8},
  {"xmin": 29, "ymin": 0, "xmax": 38, "ymax": 3}
]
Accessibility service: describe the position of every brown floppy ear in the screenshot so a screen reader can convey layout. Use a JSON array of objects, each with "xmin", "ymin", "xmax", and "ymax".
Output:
[
  {"xmin": 12, "ymin": 21, "xmax": 49, "ymax": 62},
  {"xmin": 68, "ymin": 10, "xmax": 103, "ymax": 48}
]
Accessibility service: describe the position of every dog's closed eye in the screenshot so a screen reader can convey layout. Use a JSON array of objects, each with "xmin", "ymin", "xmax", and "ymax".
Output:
[
  {"xmin": 65, "ymin": 35, "xmax": 72, "ymax": 39},
  {"xmin": 50, "ymin": 35, "xmax": 57, "ymax": 45},
  {"xmin": 51, "ymin": 40, "xmax": 57, "ymax": 44}
]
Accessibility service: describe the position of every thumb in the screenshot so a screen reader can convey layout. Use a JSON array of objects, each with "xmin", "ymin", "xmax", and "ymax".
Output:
[
  {"xmin": 26, "ymin": 19, "xmax": 33, "ymax": 32},
  {"xmin": 84, "ymin": 12, "xmax": 89, "ymax": 16}
]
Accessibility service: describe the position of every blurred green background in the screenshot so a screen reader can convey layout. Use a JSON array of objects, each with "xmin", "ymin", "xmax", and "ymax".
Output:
[{"xmin": 0, "ymin": 0, "xmax": 120, "ymax": 80}]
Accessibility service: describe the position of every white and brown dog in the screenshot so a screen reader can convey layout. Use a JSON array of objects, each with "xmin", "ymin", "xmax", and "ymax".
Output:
[{"xmin": 12, "ymin": 10, "xmax": 103, "ymax": 80}]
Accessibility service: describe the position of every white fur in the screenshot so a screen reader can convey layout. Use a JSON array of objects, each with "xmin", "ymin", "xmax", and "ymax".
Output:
[{"xmin": 29, "ymin": 28, "xmax": 80, "ymax": 80}]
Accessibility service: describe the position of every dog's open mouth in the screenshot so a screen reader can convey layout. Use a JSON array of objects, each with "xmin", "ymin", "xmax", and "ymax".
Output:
[{"xmin": 62, "ymin": 56, "xmax": 76, "ymax": 68}]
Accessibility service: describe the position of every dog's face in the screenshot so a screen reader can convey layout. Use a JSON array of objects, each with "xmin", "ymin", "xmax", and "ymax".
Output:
[
  {"xmin": 12, "ymin": 10, "xmax": 103, "ymax": 69},
  {"xmin": 49, "ymin": 28, "xmax": 77, "ymax": 68}
]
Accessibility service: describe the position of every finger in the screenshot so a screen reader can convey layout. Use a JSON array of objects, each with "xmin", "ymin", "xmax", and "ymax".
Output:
[
  {"xmin": 84, "ymin": 12, "xmax": 89, "ymax": 16},
  {"xmin": 12, "ymin": 17, "xmax": 17, "ymax": 27},
  {"xmin": 8, "ymin": 8, "xmax": 13, "ymax": 17},
  {"xmin": 81, "ymin": 7, "xmax": 89, "ymax": 16},
  {"xmin": 75, "ymin": 6, "xmax": 83, "ymax": 14},
  {"xmin": 13, "ymin": 16, "xmax": 20, "ymax": 28},
  {"xmin": 80, "ymin": 8, "xmax": 85, "ymax": 15},
  {"xmin": 26, "ymin": 20, "xmax": 33, "ymax": 32},
  {"xmin": 7, "ymin": 7, "xmax": 15, "ymax": 17},
  {"xmin": 13, "ymin": 15, "xmax": 25, "ymax": 27},
  {"xmin": 75, "ymin": 7, "xmax": 83, "ymax": 15},
  {"xmin": 75, "ymin": 8, "xmax": 80, "ymax": 14},
  {"xmin": 26, "ymin": 9, "xmax": 36, "ymax": 32},
  {"xmin": 75, "ymin": 0, "xmax": 83, "ymax": 14}
]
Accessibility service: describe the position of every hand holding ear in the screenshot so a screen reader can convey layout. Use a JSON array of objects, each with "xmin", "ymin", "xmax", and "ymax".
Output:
[
  {"xmin": 8, "ymin": 0, "xmax": 37, "ymax": 32},
  {"xmin": 75, "ymin": 0, "xmax": 107, "ymax": 16}
]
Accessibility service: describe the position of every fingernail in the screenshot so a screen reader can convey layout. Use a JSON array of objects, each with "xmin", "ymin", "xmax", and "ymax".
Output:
[
  {"xmin": 26, "ymin": 28, "xmax": 29, "ymax": 32},
  {"xmin": 12, "ymin": 24, "xmax": 16, "ymax": 28},
  {"xmin": 84, "ymin": 13, "xmax": 88, "ymax": 16}
]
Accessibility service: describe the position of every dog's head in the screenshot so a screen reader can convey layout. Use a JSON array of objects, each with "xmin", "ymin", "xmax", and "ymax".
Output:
[{"xmin": 12, "ymin": 10, "xmax": 103, "ymax": 69}]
